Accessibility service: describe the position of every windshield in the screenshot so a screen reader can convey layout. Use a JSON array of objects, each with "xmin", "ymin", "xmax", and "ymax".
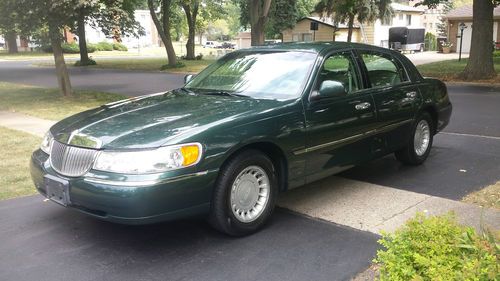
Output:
[{"xmin": 185, "ymin": 51, "xmax": 317, "ymax": 100}]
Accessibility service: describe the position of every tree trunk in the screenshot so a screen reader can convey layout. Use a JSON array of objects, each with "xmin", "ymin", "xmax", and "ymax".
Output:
[
  {"xmin": 182, "ymin": 3, "xmax": 198, "ymax": 60},
  {"xmin": 347, "ymin": 13, "xmax": 354, "ymax": 43},
  {"xmin": 249, "ymin": 0, "xmax": 272, "ymax": 46},
  {"xmin": 77, "ymin": 9, "xmax": 90, "ymax": 65},
  {"xmin": 49, "ymin": 24, "xmax": 72, "ymax": 96},
  {"xmin": 5, "ymin": 31, "xmax": 18, "ymax": 54},
  {"xmin": 148, "ymin": 0, "xmax": 177, "ymax": 67},
  {"xmin": 459, "ymin": 0, "xmax": 496, "ymax": 80}
]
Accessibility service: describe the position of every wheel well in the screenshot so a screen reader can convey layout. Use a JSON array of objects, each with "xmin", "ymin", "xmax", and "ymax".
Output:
[
  {"xmin": 225, "ymin": 142, "xmax": 288, "ymax": 192},
  {"xmin": 422, "ymin": 106, "xmax": 438, "ymax": 134}
]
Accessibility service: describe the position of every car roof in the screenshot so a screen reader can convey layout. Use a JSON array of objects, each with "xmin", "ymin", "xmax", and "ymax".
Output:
[{"xmin": 248, "ymin": 41, "xmax": 389, "ymax": 54}]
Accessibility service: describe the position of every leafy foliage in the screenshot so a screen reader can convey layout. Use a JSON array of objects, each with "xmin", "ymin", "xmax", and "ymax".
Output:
[
  {"xmin": 375, "ymin": 213, "xmax": 499, "ymax": 280},
  {"xmin": 112, "ymin": 42, "xmax": 128, "ymax": 51},
  {"xmin": 96, "ymin": 41, "xmax": 114, "ymax": 51}
]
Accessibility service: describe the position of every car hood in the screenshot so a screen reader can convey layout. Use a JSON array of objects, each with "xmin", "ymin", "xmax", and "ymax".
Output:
[{"xmin": 51, "ymin": 90, "xmax": 292, "ymax": 149}]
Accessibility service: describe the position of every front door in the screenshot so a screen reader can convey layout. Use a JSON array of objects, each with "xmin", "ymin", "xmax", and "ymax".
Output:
[{"xmin": 303, "ymin": 51, "xmax": 378, "ymax": 183}]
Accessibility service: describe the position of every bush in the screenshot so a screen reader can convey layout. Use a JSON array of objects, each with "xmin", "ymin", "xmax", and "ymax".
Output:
[
  {"xmin": 86, "ymin": 43, "xmax": 97, "ymax": 53},
  {"xmin": 493, "ymin": 50, "xmax": 500, "ymax": 57},
  {"xmin": 425, "ymin": 32, "xmax": 437, "ymax": 51},
  {"xmin": 61, "ymin": 42, "xmax": 80, "ymax": 54},
  {"xmin": 112, "ymin": 43, "xmax": 128, "ymax": 52},
  {"xmin": 95, "ymin": 41, "xmax": 113, "ymax": 51},
  {"xmin": 74, "ymin": 58, "xmax": 97, "ymax": 66},
  {"xmin": 160, "ymin": 62, "xmax": 186, "ymax": 70},
  {"xmin": 375, "ymin": 213, "xmax": 499, "ymax": 280}
]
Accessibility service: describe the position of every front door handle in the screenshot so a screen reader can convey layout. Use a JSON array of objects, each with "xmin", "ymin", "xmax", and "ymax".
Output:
[
  {"xmin": 406, "ymin": 91, "xmax": 417, "ymax": 99},
  {"xmin": 355, "ymin": 102, "xmax": 371, "ymax": 110}
]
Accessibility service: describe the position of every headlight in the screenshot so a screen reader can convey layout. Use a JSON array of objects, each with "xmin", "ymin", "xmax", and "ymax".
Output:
[
  {"xmin": 40, "ymin": 131, "xmax": 53, "ymax": 154},
  {"xmin": 93, "ymin": 143, "xmax": 202, "ymax": 174}
]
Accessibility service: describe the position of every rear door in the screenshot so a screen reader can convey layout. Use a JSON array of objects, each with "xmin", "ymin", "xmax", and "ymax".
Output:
[
  {"xmin": 303, "ymin": 50, "xmax": 378, "ymax": 182},
  {"xmin": 357, "ymin": 50, "xmax": 421, "ymax": 152}
]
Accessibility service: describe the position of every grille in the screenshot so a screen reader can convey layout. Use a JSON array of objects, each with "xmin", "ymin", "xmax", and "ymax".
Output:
[{"xmin": 50, "ymin": 141, "xmax": 98, "ymax": 177}]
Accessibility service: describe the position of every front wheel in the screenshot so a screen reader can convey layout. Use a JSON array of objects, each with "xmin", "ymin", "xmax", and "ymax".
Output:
[
  {"xmin": 208, "ymin": 150, "xmax": 278, "ymax": 236},
  {"xmin": 395, "ymin": 113, "xmax": 434, "ymax": 165}
]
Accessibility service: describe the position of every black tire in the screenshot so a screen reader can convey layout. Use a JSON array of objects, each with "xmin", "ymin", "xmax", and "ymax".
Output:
[
  {"xmin": 208, "ymin": 149, "xmax": 278, "ymax": 236},
  {"xmin": 395, "ymin": 113, "xmax": 434, "ymax": 165}
]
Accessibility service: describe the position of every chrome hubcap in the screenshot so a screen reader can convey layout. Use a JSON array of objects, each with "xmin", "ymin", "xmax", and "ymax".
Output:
[
  {"xmin": 414, "ymin": 120, "xmax": 430, "ymax": 156},
  {"xmin": 230, "ymin": 165, "xmax": 270, "ymax": 223}
]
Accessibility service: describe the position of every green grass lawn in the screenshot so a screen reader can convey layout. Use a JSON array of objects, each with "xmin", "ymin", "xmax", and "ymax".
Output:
[
  {"xmin": 416, "ymin": 56, "xmax": 500, "ymax": 81},
  {"xmin": 0, "ymin": 50, "xmax": 139, "ymax": 60},
  {"xmin": 0, "ymin": 82, "xmax": 125, "ymax": 120},
  {"xmin": 0, "ymin": 126, "xmax": 41, "ymax": 200}
]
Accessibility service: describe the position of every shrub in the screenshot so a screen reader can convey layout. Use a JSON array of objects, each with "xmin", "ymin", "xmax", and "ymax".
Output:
[
  {"xmin": 86, "ymin": 43, "xmax": 97, "ymax": 53},
  {"xmin": 74, "ymin": 58, "xmax": 97, "ymax": 66},
  {"xmin": 95, "ymin": 41, "xmax": 113, "ymax": 51},
  {"xmin": 375, "ymin": 213, "xmax": 499, "ymax": 281},
  {"xmin": 112, "ymin": 42, "xmax": 128, "ymax": 52},
  {"xmin": 493, "ymin": 50, "xmax": 500, "ymax": 57},
  {"xmin": 160, "ymin": 62, "xmax": 186, "ymax": 70},
  {"xmin": 424, "ymin": 32, "xmax": 437, "ymax": 51},
  {"xmin": 195, "ymin": 53, "xmax": 203, "ymax": 60}
]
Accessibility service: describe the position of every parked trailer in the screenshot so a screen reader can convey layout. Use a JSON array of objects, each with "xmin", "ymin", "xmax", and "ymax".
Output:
[{"xmin": 389, "ymin": 27, "xmax": 425, "ymax": 52}]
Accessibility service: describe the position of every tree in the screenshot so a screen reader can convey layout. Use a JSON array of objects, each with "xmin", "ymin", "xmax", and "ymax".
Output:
[
  {"xmin": 315, "ymin": 0, "xmax": 393, "ymax": 42},
  {"xmin": 435, "ymin": 1, "xmax": 453, "ymax": 37},
  {"xmin": 72, "ymin": 0, "xmax": 142, "ymax": 66},
  {"xmin": 264, "ymin": 0, "xmax": 319, "ymax": 39},
  {"xmin": 180, "ymin": 0, "xmax": 200, "ymax": 59},
  {"xmin": 14, "ymin": 0, "xmax": 82, "ymax": 96},
  {"xmin": 418, "ymin": 0, "xmax": 499, "ymax": 80},
  {"xmin": 239, "ymin": 0, "xmax": 272, "ymax": 46},
  {"xmin": 0, "ymin": 0, "xmax": 20, "ymax": 53},
  {"xmin": 148, "ymin": 0, "xmax": 178, "ymax": 67}
]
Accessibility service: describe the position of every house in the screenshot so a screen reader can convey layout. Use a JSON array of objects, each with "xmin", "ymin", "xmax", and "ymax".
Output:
[
  {"xmin": 281, "ymin": 3, "xmax": 424, "ymax": 48},
  {"xmin": 408, "ymin": 0, "xmax": 447, "ymax": 35},
  {"xmin": 445, "ymin": 5, "xmax": 500, "ymax": 53},
  {"xmin": 235, "ymin": 31, "xmax": 251, "ymax": 49},
  {"xmin": 281, "ymin": 17, "xmax": 361, "ymax": 43}
]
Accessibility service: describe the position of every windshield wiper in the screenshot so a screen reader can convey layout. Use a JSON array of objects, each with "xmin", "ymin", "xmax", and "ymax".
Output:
[{"xmin": 201, "ymin": 91, "xmax": 248, "ymax": 98}]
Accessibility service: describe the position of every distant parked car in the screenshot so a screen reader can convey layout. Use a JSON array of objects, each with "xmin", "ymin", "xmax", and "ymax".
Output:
[
  {"xmin": 203, "ymin": 41, "xmax": 218, "ymax": 48},
  {"xmin": 217, "ymin": 42, "xmax": 235, "ymax": 49},
  {"xmin": 31, "ymin": 42, "xmax": 452, "ymax": 236}
]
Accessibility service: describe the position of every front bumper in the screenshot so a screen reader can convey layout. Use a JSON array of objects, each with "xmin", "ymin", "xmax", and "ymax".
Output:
[{"xmin": 30, "ymin": 149, "xmax": 218, "ymax": 224}]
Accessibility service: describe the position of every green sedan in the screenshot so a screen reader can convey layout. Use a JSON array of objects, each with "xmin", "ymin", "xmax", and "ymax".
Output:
[{"xmin": 31, "ymin": 42, "xmax": 452, "ymax": 236}]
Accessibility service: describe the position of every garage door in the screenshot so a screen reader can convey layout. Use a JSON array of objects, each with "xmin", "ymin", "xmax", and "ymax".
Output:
[{"xmin": 457, "ymin": 22, "xmax": 498, "ymax": 53}]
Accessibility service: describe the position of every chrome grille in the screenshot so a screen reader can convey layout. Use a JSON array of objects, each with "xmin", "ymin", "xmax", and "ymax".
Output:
[{"xmin": 50, "ymin": 141, "xmax": 98, "ymax": 177}]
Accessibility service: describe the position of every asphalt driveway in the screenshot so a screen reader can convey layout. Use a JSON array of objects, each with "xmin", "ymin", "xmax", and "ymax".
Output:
[{"xmin": 0, "ymin": 196, "xmax": 378, "ymax": 281}]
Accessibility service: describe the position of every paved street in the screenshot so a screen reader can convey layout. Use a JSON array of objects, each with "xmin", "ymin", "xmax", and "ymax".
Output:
[{"xmin": 0, "ymin": 60, "xmax": 184, "ymax": 96}]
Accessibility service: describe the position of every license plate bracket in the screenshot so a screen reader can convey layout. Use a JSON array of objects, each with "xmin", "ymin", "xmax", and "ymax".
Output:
[{"xmin": 44, "ymin": 175, "xmax": 70, "ymax": 206}]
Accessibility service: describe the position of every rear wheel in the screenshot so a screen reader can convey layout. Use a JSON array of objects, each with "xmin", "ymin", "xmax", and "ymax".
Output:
[
  {"xmin": 395, "ymin": 113, "xmax": 434, "ymax": 165},
  {"xmin": 208, "ymin": 150, "xmax": 278, "ymax": 236}
]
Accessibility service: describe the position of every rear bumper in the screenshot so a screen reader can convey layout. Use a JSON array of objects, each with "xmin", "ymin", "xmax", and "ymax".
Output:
[
  {"xmin": 30, "ymin": 149, "xmax": 218, "ymax": 224},
  {"xmin": 436, "ymin": 103, "xmax": 452, "ymax": 133}
]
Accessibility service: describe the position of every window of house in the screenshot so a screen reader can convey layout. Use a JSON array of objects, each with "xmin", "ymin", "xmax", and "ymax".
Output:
[
  {"xmin": 360, "ymin": 52, "xmax": 408, "ymax": 87},
  {"xmin": 381, "ymin": 16, "xmax": 393, "ymax": 26},
  {"xmin": 292, "ymin": 34, "xmax": 300, "ymax": 42},
  {"xmin": 406, "ymin": 14, "xmax": 412, "ymax": 26},
  {"xmin": 303, "ymin": 33, "xmax": 313, "ymax": 42}
]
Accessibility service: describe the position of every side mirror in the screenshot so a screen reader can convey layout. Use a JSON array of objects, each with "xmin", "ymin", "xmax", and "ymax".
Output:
[
  {"xmin": 184, "ymin": 74, "xmax": 194, "ymax": 84},
  {"xmin": 314, "ymin": 80, "xmax": 346, "ymax": 100}
]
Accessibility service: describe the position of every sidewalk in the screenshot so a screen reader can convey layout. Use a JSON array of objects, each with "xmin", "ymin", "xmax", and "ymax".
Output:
[
  {"xmin": 1, "ymin": 110, "xmax": 498, "ymax": 235},
  {"xmin": 0, "ymin": 111, "xmax": 55, "ymax": 137},
  {"xmin": 278, "ymin": 176, "xmax": 499, "ymax": 234}
]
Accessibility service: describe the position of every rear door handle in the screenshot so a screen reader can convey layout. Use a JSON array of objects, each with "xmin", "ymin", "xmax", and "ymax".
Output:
[{"xmin": 355, "ymin": 102, "xmax": 371, "ymax": 110}]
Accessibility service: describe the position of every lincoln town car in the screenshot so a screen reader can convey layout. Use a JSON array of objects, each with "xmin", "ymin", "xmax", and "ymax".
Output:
[{"xmin": 31, "ymin": 42, "xmax": 452, "ymax": 236}]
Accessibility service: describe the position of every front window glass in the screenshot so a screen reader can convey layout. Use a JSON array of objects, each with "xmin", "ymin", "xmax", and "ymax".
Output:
[
  {"xmin": 185, "ymin": 51, "xmax": 317, "ymax": 100},
  {"xmin": 317, "ymin": 52, "xmax": 360, "ymax": 94}
]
